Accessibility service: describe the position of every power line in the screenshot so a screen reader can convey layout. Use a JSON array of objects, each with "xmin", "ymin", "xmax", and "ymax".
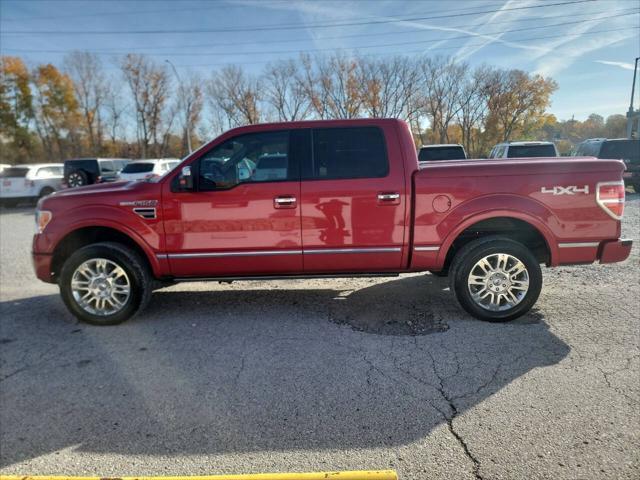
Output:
[
  {"xmin": 168, "ymin": 26, "xmax": 640, "ymax": 68},
  {"xmin": 5, "ymin": 11, "xmax": 636, "ymax": 57},
  {"xmin": 0, "ymin": 0, "xmax": 510, "ymax": 21},
  {"xmin": 5, "ymin": 6, "xmax": 635, "ymax": 53},
  {"xmin": 1, "ymin": 0, "xmax": 597, "ymax": 35}
]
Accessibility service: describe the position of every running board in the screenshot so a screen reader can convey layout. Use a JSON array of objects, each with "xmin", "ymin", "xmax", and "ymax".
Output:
[{"xmin": 172, "ymin": 272, "xmax": 401, "ymax": 283}]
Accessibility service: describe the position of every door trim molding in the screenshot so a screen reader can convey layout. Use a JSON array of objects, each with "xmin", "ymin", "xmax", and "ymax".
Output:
[{"xmin": 159, "ymin": 246, "xmax": 402, "ymax": 259}]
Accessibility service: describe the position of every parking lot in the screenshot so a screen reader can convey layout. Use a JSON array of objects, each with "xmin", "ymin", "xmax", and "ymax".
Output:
[{"xmin": 0, "ymin": 197, "xmax": 638, "ymax": 479}]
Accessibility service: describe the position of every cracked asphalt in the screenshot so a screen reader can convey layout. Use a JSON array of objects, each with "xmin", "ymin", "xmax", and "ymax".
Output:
[{"xmin": 1, "ymin": 195, "xmax": 638, "ymax": 479}]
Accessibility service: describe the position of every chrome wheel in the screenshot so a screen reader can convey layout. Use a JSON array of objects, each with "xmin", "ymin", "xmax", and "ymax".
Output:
[
  {"xmin": 71, "ymin": 258, "xmax": 131, "ymax": 316},
  {"xmin": 467, "ymin": 253, "xmax": 529, "ymax": 312}
]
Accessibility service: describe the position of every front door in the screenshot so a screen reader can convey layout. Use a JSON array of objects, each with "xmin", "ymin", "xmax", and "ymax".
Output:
[
  {"xmin": 162, "ymin": 129, "xmax": 302, "ymax": 277},
  {"xmin": 300, "ymin": 125, "xmax": 407, "ymax": 272}
]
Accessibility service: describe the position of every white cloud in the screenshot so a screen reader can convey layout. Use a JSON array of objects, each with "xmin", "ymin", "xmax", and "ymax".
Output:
[{"xmin": 595, "ymin": 60, "xmax": 635, "ymax": 70}]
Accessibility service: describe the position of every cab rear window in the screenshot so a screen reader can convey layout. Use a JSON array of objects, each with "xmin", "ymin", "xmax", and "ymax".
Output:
[
  {"xmin": 599, "ymin": 140, "xmax": 639, "ymax": 163},
  {"xmin": 0, "ymin": 167, "xmax": 29, "ymax": 178},
  {"xmin": 507, "ymin": 145, "xmax": 556, "ymax": 158},
  {"xmin": 122, "ymin": 163, "xmax": 155, "ymax": 173},
  {"xmin": 419, "ymin": 146, "xmax": 466, "ymax": 161}
]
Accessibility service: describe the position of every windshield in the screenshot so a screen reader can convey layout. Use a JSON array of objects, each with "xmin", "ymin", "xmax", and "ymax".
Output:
[
  {"xmin": 419, "ymin": 146, "xmax": 466, "ymax": 161},
  {"xmin": 122, "ymin": 163, "xmax": 155, "ymax": 173},
  {"xmin": 507, "ymin": 144, "xmax": 557, "ymax": 158}
]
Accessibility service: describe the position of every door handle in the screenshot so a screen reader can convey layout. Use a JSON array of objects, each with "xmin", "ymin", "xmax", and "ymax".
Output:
[
  {"xmin": 274, "ymin": 196, "xmax": 297, "ymax": 209},
  {"xmin": 377, "ymin": 192, "xmax": 400, "ymax": 205}
]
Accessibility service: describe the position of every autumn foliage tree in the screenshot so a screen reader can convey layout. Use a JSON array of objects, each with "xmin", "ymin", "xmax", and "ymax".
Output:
[{"xmin": 0, "ymin": 56, "xmax": 34, "ymax": 163}]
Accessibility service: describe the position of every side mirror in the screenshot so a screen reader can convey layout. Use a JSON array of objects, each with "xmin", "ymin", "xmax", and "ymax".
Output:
[{"xmin": 178, "ymin": 165, "xmax": 194, "ymax": 190}]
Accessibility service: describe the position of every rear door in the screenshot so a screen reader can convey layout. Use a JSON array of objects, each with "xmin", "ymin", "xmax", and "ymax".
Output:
[{"xmin": 300, "ymin": 125, "xmax": 407, "ymax": 272}]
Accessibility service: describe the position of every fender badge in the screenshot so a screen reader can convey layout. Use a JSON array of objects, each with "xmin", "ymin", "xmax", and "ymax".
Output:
[{"xmin": 119, "ymin": 200, "xmax": 159, "ymax": 207}]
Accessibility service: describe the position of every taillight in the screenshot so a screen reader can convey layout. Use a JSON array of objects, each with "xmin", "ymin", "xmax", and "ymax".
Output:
[{"xmin": 596, "ymin": 181, "xmax": 625, "ymax": 219}]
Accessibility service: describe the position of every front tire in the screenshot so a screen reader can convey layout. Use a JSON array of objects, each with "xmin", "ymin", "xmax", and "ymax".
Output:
[
  {"xmin": 59, "ymin": 242, "xmax": 152, "ymax": 325},
  {"xmin": 449, "ymin": 236, "xmax": 542, "ymax": 322}
]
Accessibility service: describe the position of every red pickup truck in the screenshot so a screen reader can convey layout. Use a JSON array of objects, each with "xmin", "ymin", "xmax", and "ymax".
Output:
[{"xmin": 32, "ymin": 119, "xmax": 632, "ymax": 325}]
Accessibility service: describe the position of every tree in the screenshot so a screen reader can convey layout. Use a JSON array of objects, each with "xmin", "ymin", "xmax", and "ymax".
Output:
[
  {"xmin": 299, "ymin": 53, "xmax": 362, "ymax": 119},
  {"xmin": 64, "ymin": 51, "xmax": 106, "ymax": 155},
  {"xmin": 32, "ymin": 63, "xmax": 81, "ymax": 160},
  {"xmin": 263, "ymin": 59, "xmax": 310, "ymax": 121},
  {"xmin": 0, "ymin": 56, "xmax": 34, "ymax": 163},
  {"xmin": 168, "ymin": 68, "xmax": 204, "ymax": 156},
  {"xmin": 484, "ymin": 69, "xmax": 558, "ymax": 142},
  {"xmin": 120, "ymin": 54, "xmax": 170, "ymax": 158},
  {"xmin": 456, "ymin": 66, "xmax": 491, "ymax": 156},
  {"xmin": 357, "ymin": 56, "xmax": 420, "ymax": 121},
  {"xmin": 419, "ymin": 56, "xmax": 467, "ymax": 143},
  {"xmin": 604, "ymin": 114, "xmax": 627, "ymax": 138},
  {"xmin": 103, "ymin": 78, "xmax": 126, "ymax": 156},
  {"xmin": 208, "ymin": 65, "xmax": 261, "ymax": 126}
]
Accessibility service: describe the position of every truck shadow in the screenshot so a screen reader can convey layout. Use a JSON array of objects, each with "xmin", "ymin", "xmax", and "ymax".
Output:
[{"xmin": 0, "ymin": 275, "xmax": 569, "ymax": 466}]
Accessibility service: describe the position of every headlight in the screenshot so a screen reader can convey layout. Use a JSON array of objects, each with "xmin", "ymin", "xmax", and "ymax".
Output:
[{"xmin": 35, "ymin": 210, "xmax": 52, "ymax": 234}]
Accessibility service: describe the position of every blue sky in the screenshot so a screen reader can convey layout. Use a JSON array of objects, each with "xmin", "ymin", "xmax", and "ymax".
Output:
[{"xmin": 1, "ymin": 0, "xmax": 638, "ymax": 120}]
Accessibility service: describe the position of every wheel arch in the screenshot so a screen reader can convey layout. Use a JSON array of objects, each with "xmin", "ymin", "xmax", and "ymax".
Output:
[
  {"xmin": 437, "ymin": 210, "xmax": 557, "ymax": 271},
  {"xmin": 51, "ymin": 223, "xmax": 163, "ymax": 281}
]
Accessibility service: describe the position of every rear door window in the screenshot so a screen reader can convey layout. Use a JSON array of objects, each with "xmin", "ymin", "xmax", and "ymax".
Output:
[
  {"xmin": 305, "ymin": 127, "xmax": 388, "ymax": 180},
  {"xmin": 99, "ymin": 160, "xmax": 115, "ymax": 173}
]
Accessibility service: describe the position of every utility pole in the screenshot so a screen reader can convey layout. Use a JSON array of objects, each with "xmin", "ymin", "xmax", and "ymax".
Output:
[
  {"xmin": 627, "ymin": 57, "xmax": 639, "ymax": 140},
  {"xmin": 165, "ymin": 59, "xmax": 193, "ymax": 154}
]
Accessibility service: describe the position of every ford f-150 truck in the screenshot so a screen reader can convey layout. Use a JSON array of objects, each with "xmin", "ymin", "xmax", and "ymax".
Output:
[{"xmin": 32, "ymin": 119, "xmax": 632, "ymax": 325}]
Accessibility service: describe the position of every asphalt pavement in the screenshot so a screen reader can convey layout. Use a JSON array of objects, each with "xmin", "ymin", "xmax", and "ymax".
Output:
[{"xmin": 0, "ymin": 197, "xmax": 638, "ymax": 479}]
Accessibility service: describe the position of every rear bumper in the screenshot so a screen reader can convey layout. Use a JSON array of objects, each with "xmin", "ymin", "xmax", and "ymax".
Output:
[
  {"xmin": 32, "ymin": 252, "xmax": 56, "ymax": 283},
  {"xmin": 556, "ymin": 238, "xmax": 632, "ymax": 265},
  {"xmin": 599, "ymin": 238, "xmax": 633, "ymax": 264}
]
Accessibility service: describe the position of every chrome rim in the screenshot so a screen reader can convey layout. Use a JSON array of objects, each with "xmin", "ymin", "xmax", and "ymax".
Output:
[
  {"xmin": 68, "ymin": 173, "xmax": 83, "ymax": 187},
  {"xmin": 71, "ymin": 258, "xmax": 131, "ymax": 316},
  {"xmin": 467, "ymin": 253, "xmax": 529, "ymax": 312}
]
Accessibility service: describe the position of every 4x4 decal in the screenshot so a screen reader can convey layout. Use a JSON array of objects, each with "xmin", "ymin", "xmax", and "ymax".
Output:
[{"xmin": 541, "ymin": 185, "xmax": 589, "ymax": 195}]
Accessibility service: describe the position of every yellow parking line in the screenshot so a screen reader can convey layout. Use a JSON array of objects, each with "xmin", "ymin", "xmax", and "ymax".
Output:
[{"xmin": 0, "ymin": 471, "xmax": 398, "ymax": 480}]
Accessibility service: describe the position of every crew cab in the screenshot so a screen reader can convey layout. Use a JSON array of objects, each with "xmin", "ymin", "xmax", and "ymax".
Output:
[{"xmin": 32, "ymin": 119, "xmax": 632, "ymax": 325}]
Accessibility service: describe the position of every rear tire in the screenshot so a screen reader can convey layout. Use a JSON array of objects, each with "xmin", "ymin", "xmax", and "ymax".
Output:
[
  {"xmin": 449, "ymin": 236, "xmax": 542, "ymax": 322},
  {"xmin": 66, "ymin": 170, "xmax": 88, "ymax": 188},
  {"xmin": 59, "ymin": 242, "xmax": 152, "ymax": 325},
  {"xmin": 39, "ymin": 187, "xmax": 54, "ymax": 199}
]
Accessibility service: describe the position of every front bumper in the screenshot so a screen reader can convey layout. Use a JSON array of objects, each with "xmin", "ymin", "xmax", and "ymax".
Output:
[
  {"xmin": 32, "ymin": 252, "xmax": 55, "ymax": 283},
  {"xmin": 599, "ymin": 238, "xmax": 633, "ymax": 263}
]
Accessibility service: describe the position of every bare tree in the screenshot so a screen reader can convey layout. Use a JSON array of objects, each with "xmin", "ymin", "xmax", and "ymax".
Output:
[
  {"xmin": 456, "ymin": 66, "xmax": 491, "ymax": 156},
  {"xmin": 171, "ymin": 70, "xmax": 203, "ymax": 155},
  {"xmin": 104, "ymin": 79, "xmax": 125, "ymax": 152},
  {"xmin": 263, "ymin": 59, "xmax": 310, "ymax": 121},
  {"xmin": 357, "ymin": 56, "xmax": 421, "ymax": 121},
  {"xmin": 419, "ymin": 56, "xmax": 467, "ymax": 143},
  {"xmin": 208, "ymin": 65, "xmax": 261, "ymax": 126},
  {"xmin": 120, "ymin": 54, "xmax": 170, "ymax": 158},
  {"xmin": 63, "ymin": 51, "xmax": 106, "ymax": 154},
  {"xmin": 298, "ymin": 53, "xmax": 362, "ymax": 119}
]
